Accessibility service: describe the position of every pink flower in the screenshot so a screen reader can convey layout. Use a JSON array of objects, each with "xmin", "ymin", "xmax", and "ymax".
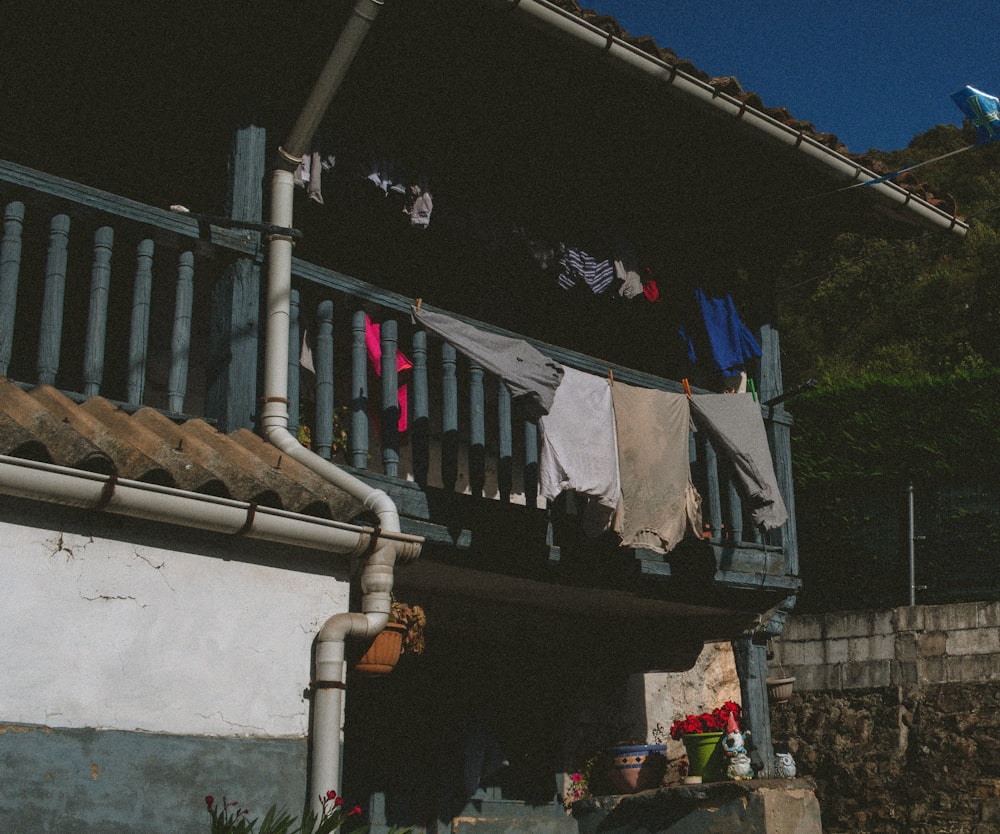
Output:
[{"xmin": 571, "ymin": 772, "xmax": 582, "ymax": 784}]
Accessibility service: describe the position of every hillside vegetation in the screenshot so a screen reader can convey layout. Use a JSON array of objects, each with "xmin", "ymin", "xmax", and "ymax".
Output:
[{"xmin": 776, "ymin": 123, "xmax": 1000, "ymax": 609}]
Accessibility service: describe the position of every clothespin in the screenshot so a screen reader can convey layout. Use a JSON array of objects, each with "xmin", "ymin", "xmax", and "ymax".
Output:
[
  {"xmin": 608, "ymin": 368, "xmax": 614, "ymax": 387},
  {"xmin": 682, "ymin": 378, "xmax": 692, "ymax": 398},
  {"xmin": 748, "ymin": 377, "xmax": 757, "ymax": 402},
  {"xmin": 415, "ymin": 297, "xmax": 423, "ymax": 314}
]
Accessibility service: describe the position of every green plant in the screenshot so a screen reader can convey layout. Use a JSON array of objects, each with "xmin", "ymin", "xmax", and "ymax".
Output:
[
  {"xmin": 296, "ymin": 402, "xmax": 351, "ymax": 458},
  {"xmin": 563, "ymin": 752, "xmax": 600, "ymax": 806},
  {"xmin": 205, "ymin": 790, "xmax": 361, "ymax": 834},
  {"xmin": 390, "ymin": 596, "xmax": 426, "ymax": 655}
]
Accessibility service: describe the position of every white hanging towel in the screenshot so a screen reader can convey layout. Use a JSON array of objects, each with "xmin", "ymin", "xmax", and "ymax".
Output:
[{"xmin": 539, "ymin": 366, "xmax": 621, "ymax": 536}]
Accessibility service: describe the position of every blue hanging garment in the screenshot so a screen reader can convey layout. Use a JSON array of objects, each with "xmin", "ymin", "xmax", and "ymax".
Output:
[{"xmin": 683, "ymin": 289, "xmax": 761, "ymax": 376}]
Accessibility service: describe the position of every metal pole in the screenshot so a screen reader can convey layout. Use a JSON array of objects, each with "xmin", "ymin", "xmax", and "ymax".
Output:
[{"xmin": 908, "ymin": 482, "xmax": 916, "ymax": 606}]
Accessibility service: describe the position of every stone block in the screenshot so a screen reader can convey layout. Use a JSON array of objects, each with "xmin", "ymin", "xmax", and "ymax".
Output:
[
  {"xmin": 897, "ymin": 660, "xmax": 919, "ymax": 686},
  {"xmin": 843, "ymin": 659, "xmax": 892, "ymax": 689},
  {"xmin": 893, "ymin": 605, "xmax": 924, "ymax": 632},
  {"xmin": 774, "ymin": 641, "xmax": 806, "ymax": 667},
  {"xmin": 845, "ymin": 633, "xmax": 894, "ymax": 662},
  {"xmin": 977, "ymin": 601, "xmax": 1000, "ymax": 628},
  {"xmin": 824, "ymin": 611, "xmax": 875, "ymax": 639},
  {"xmin": 846, "ymin": 636, "xmax": 870, "ymax": 662},
  {"xmin": 869, "ymin": 632, "xmax": 896, "ymax": 660},
  {"xmin": 918, "ymin": 656, "xmax": 947, "ymax": 685},
  {"xmin": 799, "ymin": 641, "xmax": 826, "ymax": 667},
  {"xmin": 895, "ymin": 632, "xmax": 918, "ymax": 662},
  {"xmin": 571, "ymin": 780, "xmax": 822, "ymax": 834},
  {"xmin": 784, "ymin": 616, "xmax": 823, "ymax": 642},
  {"xmin": 924, "ymin": 601, "xmax": 980, "ymax": 632},
  {"xmin": 825, "ymin": 638, "xmax": 851, "ymax": 664},
  {"xmin": 917, "ymin": 630, "xmax": 947, "ymax": 658},
  {"xmin": 947, "ymin": 627, "xmax": 1000, "ymax": 657},
  {"xmin": 946, "ymin": 653, "xmax": 1000, "ymax": 683},
  {"xmin": 793, "ymin": 663, "xmax": 841, "ymax": 691}
]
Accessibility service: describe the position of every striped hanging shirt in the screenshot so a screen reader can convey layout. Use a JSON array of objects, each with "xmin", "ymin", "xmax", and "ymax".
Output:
[{"xmin": 556, "ymin": 245, "xmax": 615, "ymax": 294}]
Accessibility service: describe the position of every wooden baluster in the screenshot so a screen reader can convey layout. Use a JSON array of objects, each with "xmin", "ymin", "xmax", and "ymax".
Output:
[
  {"xmin": 126, "ymin": 239, "xmax": 154, "ymax": 406},
  {"xmin": 315, "ymin": 300, "xmax": 335, "ymax": 461},
  {"xmin": 82, "ymin": 226, "xmax": 115, "ymax": 397},
  {"xmin": 37, "ymin": 214, "xmax": 71, "ymax": 386},
  {"xmin": 523, "ymin": 418, "xmax": 539, "ymax": 509},
  {"xmin": 0, "ymin": 201, "xmax": 25, "ymax": 376},
  {"xmin": 441, "ymin": 342, "xmax": 458, "ymax": 491},
  {"xmin": 380, "ymin": 318, "xmax": 400, "ymax": 478},
  {"xmin": 702, "ymin": 435, "xmax": 722, "ymax": 540},
  {"xmin": 497, "ymin": 383, "xmax": 512, "ymax": 503},
  {"xmin": 167, "ymin": 250, "xmax": 194, "ymax": 414},
  {"xmin": 287, "ymin": 288, "xmax": 301, "ymax": 437},
  {"xmin": 468, "ymin": 359, "xmax": 485, "ymax": 498},
  {"xmin": 350, "ymin": 310, "xmax": 369, "ymax": 469},
  {"xmin": 727, "ymin": 477, "xmax": 743, "ymax": 544},
  {"xmin": 411, "ymin": 329, "xmax": 429, "ymax": 487}
]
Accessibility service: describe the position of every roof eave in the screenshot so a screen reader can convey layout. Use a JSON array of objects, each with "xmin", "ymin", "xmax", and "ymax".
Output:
[{"xmin": 487, "ymin": 0, "xmax": 968, "ymax": 238}]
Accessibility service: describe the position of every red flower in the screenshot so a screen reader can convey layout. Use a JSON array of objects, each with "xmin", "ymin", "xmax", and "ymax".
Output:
[
  {"xmin": 204, "ymin": 796, "xmax": 214, "ymax": 808},
  {"xmin": 349, "ymin": 805, "xmax": 362, "ymax": 816},
  {"xmin": 326, "ymin": 790, "xmax": 337, "ymax": 800},
  {"xmin": 335, "ymin": 797, "xmax": 344, "ymax": 807},
  {"xmin": 670, "ymin": 702, "xmax": 741, "ymax": 739}
]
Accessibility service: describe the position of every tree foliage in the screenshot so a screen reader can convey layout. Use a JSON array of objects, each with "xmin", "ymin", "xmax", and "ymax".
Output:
[{"xmin": 775, "ymin": 124, "xmax": 1000, "ymax": 387}]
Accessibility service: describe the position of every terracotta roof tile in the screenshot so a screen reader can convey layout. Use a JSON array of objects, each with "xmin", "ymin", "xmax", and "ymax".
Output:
[
  {"xmin": 228, "ymin": 429, "xmax": 364, "ymax": 521},
  {"xmin": 0, "ymin": 380, "xmax": 113, "ymax": 473},
  {"xmin": 0, "ymin": 380, "xmax": 364, "ymax": 523}
]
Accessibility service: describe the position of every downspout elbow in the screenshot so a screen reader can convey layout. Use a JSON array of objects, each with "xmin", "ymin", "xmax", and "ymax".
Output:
[{"xmin": 318, "ymin": 610, "xmax": 389, "ymax": 645}]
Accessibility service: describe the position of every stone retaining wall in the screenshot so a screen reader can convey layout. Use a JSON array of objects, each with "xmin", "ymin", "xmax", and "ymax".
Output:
[{"xmin": 769, "ymin": 601, "xmax": 1000, "ymax": 833}]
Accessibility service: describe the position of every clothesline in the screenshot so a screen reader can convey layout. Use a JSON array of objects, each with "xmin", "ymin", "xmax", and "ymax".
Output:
[{"xmin": 413, "ymin": 306, "xmax": 788, "ymax": 553}]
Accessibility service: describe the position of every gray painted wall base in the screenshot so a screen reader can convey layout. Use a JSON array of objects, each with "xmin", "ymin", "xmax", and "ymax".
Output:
[
  {"xmin": 0, "ymin": 723, "xmax": 308, "ymax": 834},
  {"xmin": 572, "ymin": 779, "xmax": 823, "ymax": 834}
]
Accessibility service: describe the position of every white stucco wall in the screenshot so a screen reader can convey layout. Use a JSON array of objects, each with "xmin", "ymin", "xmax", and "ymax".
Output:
[{"xmin": 1, "ymin": 515, "xmax": 351, "ymax": 738}]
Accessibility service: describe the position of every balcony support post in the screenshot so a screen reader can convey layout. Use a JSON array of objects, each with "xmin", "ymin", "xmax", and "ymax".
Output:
[
  {"xmin": 206, "ymin": 122, "xmax": 266, "ymax": 432},
  {"xmin": 732, "ymin": 634, "xmax": 775, "ymax": 779}
]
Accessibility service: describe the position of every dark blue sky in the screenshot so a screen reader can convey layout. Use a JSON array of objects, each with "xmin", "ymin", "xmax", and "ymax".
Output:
[{"xmin": 588, "ymin": 0, "xmax": 999, "ymax": 153}]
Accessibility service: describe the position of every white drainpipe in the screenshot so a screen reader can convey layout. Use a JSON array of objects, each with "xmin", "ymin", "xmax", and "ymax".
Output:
[{"xmin": 257, "ymin": 0, "xmax": 420, "ymax": 816}]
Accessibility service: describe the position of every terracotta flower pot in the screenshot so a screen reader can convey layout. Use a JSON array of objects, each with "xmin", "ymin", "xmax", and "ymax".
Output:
[
  {"xmin": 766, "ymin": 676, "xmax": 796, "ymax": 704},
  {"xmin": 606, "ymin": 743, "xmax": 667, "ymax": 794},
  {"xmin": 353, "ymin": 622, "xmax": 407, "ymax": 675}
]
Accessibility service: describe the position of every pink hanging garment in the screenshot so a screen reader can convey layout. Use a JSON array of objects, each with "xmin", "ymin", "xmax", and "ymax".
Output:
[{"xmin": 365, "ymin": 314, "xmax": 412, "ymax": 432}]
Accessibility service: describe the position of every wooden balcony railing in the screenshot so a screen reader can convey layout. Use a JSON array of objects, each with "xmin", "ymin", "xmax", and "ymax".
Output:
[{"xmin": 0, "ymin": 159, "xmax": 797, "ymax": 580}]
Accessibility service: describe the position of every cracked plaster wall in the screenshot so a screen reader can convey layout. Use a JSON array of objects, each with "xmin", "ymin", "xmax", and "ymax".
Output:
[{"xmin": 0, "ymin": 514, "xmax": 351, "ymax": 738}]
